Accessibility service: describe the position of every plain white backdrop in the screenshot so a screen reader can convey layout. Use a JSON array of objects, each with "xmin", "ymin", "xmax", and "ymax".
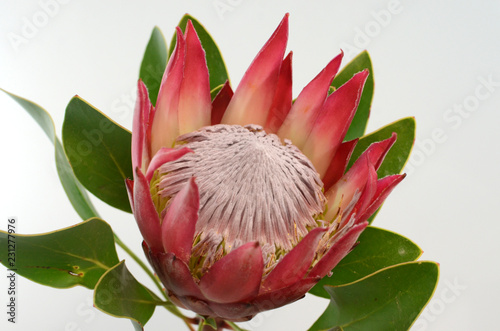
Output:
[{"xmin": 1, "ymin": 1, "xmax": 499, "ymax": 330}]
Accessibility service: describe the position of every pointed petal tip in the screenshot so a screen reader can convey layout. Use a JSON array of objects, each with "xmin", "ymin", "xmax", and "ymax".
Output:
[{"xmin": 221, "ymin": 14, "xmax": 288, "ymax": 126}]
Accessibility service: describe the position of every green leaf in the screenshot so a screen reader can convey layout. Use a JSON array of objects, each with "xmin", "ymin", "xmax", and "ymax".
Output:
[
  {"xmin": 309, "ymin": 261, "xmax": 439, "ymax": 331},
  {"xmin": 202, "ymin": 317, "xmax": 218, "ymax": 330},
  {"xmin": 348, "ymin": 117, "xmax": 416, "ymax": 178},
  {"xmin": 334, "ymin": 51, "xmax": 374, "ymax": 141},
  {"xmin": 170, "ymin": 14, "xmax": 230, "ymax": 90},
  {"xmin": 0, "ymin": 218, "xmax": 119, "ymax": 289},
  {"xmin": 1, "ymin": 89, "xmax": 99, "ymax": 220},
  {"xmin": 62, "ymin": 96, "xmax": 133, "ymax": 213},
  {"xmin": 94, "ymin": 261, "xmax": 157, "ymax": 328},
  {"xmin": 309, "ymin": 227, "xmax": 422, "ymax": 299},
  {"xmin": 140, "ymin": 26, "xmax": 168, "ymax": 106}
]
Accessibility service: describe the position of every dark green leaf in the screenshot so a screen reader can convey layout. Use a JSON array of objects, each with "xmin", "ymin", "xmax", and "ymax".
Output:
[
  {"xmin": 309, "ymin": 227, "xmax": 422, "ymax": 298},
  {"xmin": 94, "ymin": 261, "xmax": 157, "ymax": 328},
  {"xmin": 62, "ymin": 96, "xmax": 133, "ymax": 213},
  {"xmin": 348, "ymin": 117, "xmax": 416, "ymax": 178},
  {"xmin": 309, "ymin": 261, "xmax": 439, "ymax": 331},
  {"xmin": 170, "ymin": 14, "xmax": 229, "ymax": 90},
  {"xmin": 0, "ymin": 218, "xmax": 119, "ymax": 289},
  {"xmin": 334, "ymin": 51, "xmax": 374, "ymax": 141},
  {"xmin": 140, "ymin": 27, "xmax": 168, "ymax": 106},
  {"xmin": 1, "ymin": 89, "xmax": 99, "ymax": 220}
]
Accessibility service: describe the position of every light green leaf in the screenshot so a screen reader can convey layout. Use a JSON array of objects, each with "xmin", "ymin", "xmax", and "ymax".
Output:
[
  {"xmin": 309, "ymin": 227, "xmax": 422, "ymax": 299},
  {"xmin": 1, "ymin": 89, "xmax": 99, "ymax": 220},
  {"xmin": 0, "ymin": 218, "xmax": 119, "ymax": 289},
  {"xmin": 94, "ymin": 261, "xmax": 157, "ymax": 328},
  {"xmin": 140, "ymin": 26, "xmax": 168, "ymax": 106},
  {"xmin": 309, "ymin": 262, "xmax": 439, "ymax": 331},
  {"xmin": 62, "ymin": 96, "xmax": 133, "ymax": 213},
  {"xmin": 170, "ymin": 14, "xmax": 230, "ymax": 90},
  {"xmin": 334, "ymin": 51, "xmax": 374, "ymax": 141}
]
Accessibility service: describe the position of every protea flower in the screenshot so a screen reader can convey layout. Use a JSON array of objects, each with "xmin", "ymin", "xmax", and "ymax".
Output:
[{"xmin": 126, "ymin": 14, "xmax": 404, "ymax": 322}]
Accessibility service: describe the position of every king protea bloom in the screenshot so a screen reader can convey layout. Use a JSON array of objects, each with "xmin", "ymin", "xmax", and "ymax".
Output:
[{"xmin": 126, "ymin": 14, "xmax": 405, "ymax": 322}]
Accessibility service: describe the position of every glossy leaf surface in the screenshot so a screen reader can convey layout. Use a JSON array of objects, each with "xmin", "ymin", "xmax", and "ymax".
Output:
[
  {"xmin": 0, "ymin": 218, "xmax": 118, "ymax": 289},
  {"xmin": 309, "ymin": 262, "xmax": 439, "ymax": 331},
  {"xmin": 309, "ymin": 226, "xmax": 422, "ymax": 298},
  {"xmin": 62, "ymin": 96, "xmax": 133, "ymax": 213},
  {"xmin": 94, "ymin": 261, "xmax": 157, "ymax": 328}
]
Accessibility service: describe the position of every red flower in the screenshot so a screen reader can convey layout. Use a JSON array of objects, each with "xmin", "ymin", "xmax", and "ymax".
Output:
[{"xmin": 126, "ymin": 14, "xmax": 404, "ymax": 321}]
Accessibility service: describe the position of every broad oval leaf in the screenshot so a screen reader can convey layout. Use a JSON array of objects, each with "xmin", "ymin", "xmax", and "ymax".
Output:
[
  {"xmin": 62, "ymin": 96, "xmax": 133, "ymax": 213},
  {"xmin": 170, "ymin": 14, "xmax": 230, "ymax": 90},
  {"xmin": 348, "ymin": 116, "xmax": 416, "ymax": 178},
  {"xmin": 140, "ymin": 26, "xmax": 168, "ymax": 106},
  {"xmin": 309, "ymin": 226, "xmax": 422, "ymax": 299},
  {"xmin": 0, "ymin": 218, "xmax": 118, "ymax": 289},
  {"xmin": 334, "ymin": 51, "xmax": 374, "ymax": 141},
  {"xmin": 1, "ymin": 89, "xmax": 99, "ymax": 220},
  {"xmin": 309, "ymin": 261, "xmax": 439, "ymax": 331},
  {"xmin": 94, "ymin": 261, "xmax": 157, "ymax": 328}
]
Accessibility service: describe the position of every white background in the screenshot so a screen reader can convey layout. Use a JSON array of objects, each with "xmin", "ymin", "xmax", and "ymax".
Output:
[{"xmin": 0, "ymin": 1, "xmax": 499, "ymax": 330}]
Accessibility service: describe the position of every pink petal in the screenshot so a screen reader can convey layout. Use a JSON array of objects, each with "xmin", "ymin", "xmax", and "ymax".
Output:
[
  {"xmin": 156, "ymin": 252, "xmax": 204, "ymax": 298},
  {"xmin": 132, "ymin": 80, "xmax": 153, "ymax": 173},
  {"xmin": 302, "ymin": 70, "xmax": 369, "ymax": 176},
  {"xmin": 322, "ymin": 138, "xmax": 358, "ymax": 191},
  {"xmin": 357, "ymin": 174, "xmax": 406, "ymax": 224},
  {"xmin": 261, "ymin": 227, "xmax": 326, "ymax": 292},
  {"xmin": 365, "ymin": 132, "xmax": 397, "ymax": 170},
  {"xmin": 199, "ymin": 241, "xmax": 263, "ymax": 303},
  {"xmin": 252, "ymin": 277, "xmax": 320, "ymax": 312},
  {"xmin": 221, "ymin": 14, "xmax": 289, "ymax": 126},
  {"xmin": 324, "ymin": 155, "xmax": 371, "ymax": 222},
  {"xmin": 161, "ymin": 177, "xmax": 200, "ymax": 263},
  {"xmin": 145, "ymin": 147, "xmax": 193, "ymax": 182},
  {"xmin": 133, "ymin": 167, "xmax": 163, "ymax": 252},
  {"xmin": 178, "ymin": 20, "xmax": 211, "ymax": 135},
  {"xmin": 349, "ymin": 164, "xmax": 378, "ymax": 222},
  {"xmin": 151, "ymin": 28, "xmax": 185, "ymax": 154},
  {"xmin": 277, "ymin": 52, "xmax": 343, "ymax": 146},
  {"xmin": 265, "ymin": 51, "xmax": 293, "ymax": 133},
  {"xmin": 211, "ymin": 81, "xmax": 233, "ymax": 125},
  {"xmin": 308, "ymin": 221, "xmax": 368, "ymax": 278}
]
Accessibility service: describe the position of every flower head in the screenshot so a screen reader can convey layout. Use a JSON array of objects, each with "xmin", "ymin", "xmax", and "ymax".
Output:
[{"xmin": 127, "ymin": 15, "xmax": 405, "ymax": 321}]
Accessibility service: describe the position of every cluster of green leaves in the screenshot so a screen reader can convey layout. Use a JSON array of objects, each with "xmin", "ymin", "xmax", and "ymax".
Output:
[{"xmin": 0, "ymin": 14, "xmax": 437, "ymax": 331}]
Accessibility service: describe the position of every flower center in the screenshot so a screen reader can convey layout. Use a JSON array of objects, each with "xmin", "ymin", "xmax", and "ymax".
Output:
[{"xmin": 156, "ymin": 124, "xmax": 325, "ymax": 270}]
